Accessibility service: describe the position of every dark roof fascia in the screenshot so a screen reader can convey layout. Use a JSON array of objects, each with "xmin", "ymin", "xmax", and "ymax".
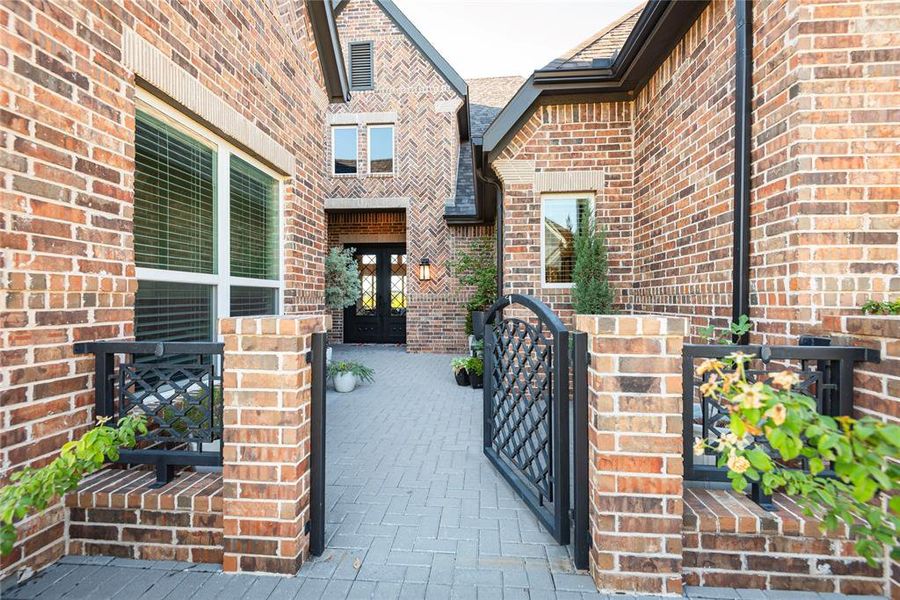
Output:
[
  {"xmin": 483, "ymin": 0, "xmax": 709, "ymax": 158},
  {"xmin": 335, "ymin": 0, "xmax": 467, "ymax": 97},
  {"xmin": 308, "ymin": 0, "xmax": 350, "ymax": 102}
]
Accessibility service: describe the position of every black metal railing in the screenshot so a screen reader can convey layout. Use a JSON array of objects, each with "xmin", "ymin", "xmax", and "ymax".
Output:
[
  {"xmin": 682, "ymin": 336, "xmax": 880, "ymax": 509},
  {"xmin": 74, "ymin": 340, "xmax": 225, "ymax": 487}
]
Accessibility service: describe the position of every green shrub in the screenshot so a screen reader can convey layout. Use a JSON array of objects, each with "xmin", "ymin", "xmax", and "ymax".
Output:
[
  {"xmin": 861, "ymin": 298, "xmax": 900, "ymax": 316},
  {"xmin": 571, "ymin": 217, "xmax": 614, "ymax": 314},
  {"xmin": 698, "ymin": 315, "xmax": 753, "ymax": 345},
  {"xmin": 463, "ymin": 356, "xmax": 484, "ymax": 377},
  {"xmin": 451, "ymin": 357, "xmax": 468, "ymax": 374},
  {"xmin": 0, "ymin": 415, "xmax": 147, "ymax": 556},
  {"xmin": 325, "ymin": 247, "xmax": 361, "ymax": 310},
  {"xmin": 694, "ymin": 354, "xmax": 899, "ymax": 565},
  {"xmin": 450, "ymin": 237, "xmax": 497, "ymax": 334}
]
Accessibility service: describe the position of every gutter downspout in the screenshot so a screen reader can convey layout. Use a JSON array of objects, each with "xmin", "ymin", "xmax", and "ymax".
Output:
[{"xmin": 732, "ymin": 0, "xmax": 752, "ymax": 344}]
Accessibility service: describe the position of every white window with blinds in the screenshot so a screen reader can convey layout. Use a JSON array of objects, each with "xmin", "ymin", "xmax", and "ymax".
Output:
[
  {"xmin": 349, "ymin": 41, "xmax": 374, "ymax": 90},
  {"xmin": 133, "ymin": 90, "xmax": 283, "ymax": 342}
]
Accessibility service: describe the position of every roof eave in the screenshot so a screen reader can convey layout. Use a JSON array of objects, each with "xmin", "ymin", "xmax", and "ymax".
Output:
[
  {"xmin": 482, "ymin": 0, "xmax": 709, "ymax": 158},
  {"xmin": 308, "ymin": 0, "xmax": 350, "ymax": 102}
]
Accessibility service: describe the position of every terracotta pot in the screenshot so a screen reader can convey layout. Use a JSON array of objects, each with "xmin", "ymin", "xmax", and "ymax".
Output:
[{"xmin": 333, "ymin": 371, "xmax": 357, "ymax": 393}]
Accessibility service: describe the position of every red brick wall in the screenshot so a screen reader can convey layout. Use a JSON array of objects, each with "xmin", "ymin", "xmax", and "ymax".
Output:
[
  {"xmin": 631, "ymin": 1, "xmax": 735, "ymax": 332},
  {"xmin": 1, "ymin": 0, "xmax": 328, "ymax": 579},
  {"xmin": 495, "ymin": 101, "xmax": 634, "ymax": 327},
  {"xmin": 67, "ymin": 470, "xmax": 223, "ymax": 564},
  {"xmin": 327, "ymin": 0, "xmax": 481, "ymax": 353}
]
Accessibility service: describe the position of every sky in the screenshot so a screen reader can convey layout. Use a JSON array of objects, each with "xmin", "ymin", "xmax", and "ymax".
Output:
[{"xmin": 392, "ymin": 0, "xmax": 642, "ymax": 79}]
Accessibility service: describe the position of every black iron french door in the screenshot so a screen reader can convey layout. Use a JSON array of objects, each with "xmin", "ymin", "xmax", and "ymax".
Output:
[
  {"xmin": 482, "ymin": 294, "xmax": 588, "ymax": 568},
  {"xmin": 343, "ymin": 245, "xmax": 407, "ymax": 344}
]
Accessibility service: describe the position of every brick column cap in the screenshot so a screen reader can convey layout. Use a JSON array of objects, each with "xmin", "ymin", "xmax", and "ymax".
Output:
[
  {"xmin": 575, "ymin": 314, "xmax": 689, "ymax": 337},
  {"xmin": 219, "ymin": 315, "xmax": 328, "ymax": 336}
]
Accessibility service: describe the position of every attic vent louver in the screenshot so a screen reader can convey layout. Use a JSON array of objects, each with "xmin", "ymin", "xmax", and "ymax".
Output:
[{"xmin": 349, "ymin": 41, "xmax": 374, "ymax": 90}]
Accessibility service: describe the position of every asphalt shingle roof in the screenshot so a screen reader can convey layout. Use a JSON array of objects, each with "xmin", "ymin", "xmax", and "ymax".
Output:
[{"xmin": 541, "ymin": 3, "xmax": 644, "ymax": 71}]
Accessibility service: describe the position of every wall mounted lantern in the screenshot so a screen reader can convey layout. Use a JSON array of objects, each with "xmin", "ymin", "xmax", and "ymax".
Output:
[{"xmin": 418, "ymin": 258, "xmax": 432, "ymax": 281}]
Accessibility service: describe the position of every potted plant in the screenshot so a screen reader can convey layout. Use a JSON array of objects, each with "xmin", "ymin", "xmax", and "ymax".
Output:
[
  {"xmin": 571, "ymin": 217, "xmax": 615, "ymax": 315},
  {"xmin": 450, "ymin": 237, "xmax": 497, "ymax": 337},
  {"xmin": 465, "ymin": 356, "xmax": 484, "ymax": 390},
  {"xmin": 325, "ymin": 247, "xmax": 361, "ymax": 360},
  {"xmin": 327, "ymin": 360, "xmax": 375, "ymax": 393},
  {"xmin": 451, "ymin": 357, "xmax": 470, "ymax": 386}
]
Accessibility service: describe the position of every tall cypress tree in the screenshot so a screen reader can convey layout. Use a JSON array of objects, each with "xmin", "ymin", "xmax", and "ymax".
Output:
[{"xmin": 571, "ymin": 217, "xmax": 614, "ymax": 314}]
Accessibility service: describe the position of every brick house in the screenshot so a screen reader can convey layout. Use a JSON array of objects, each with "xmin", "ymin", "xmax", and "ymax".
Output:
[
  {"xmin": 324, "ymin": 0, "xmax": 518, "ymax": 353},
  {"xmin": 476, "ymin": 0, "xmax": 898, "ymax": 593},
  {"xmin": 0, "ymin": 0, "xmax": 347, "ymax": 579},
  {"xmin": 1, "ymin": 0, "xmax": 898, "ymax": 594}
]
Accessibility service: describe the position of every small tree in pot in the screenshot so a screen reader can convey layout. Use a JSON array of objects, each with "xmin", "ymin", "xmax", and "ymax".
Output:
[
  {"xmin": 451, "ymin": 237, "xmax": 497, "ymax": 335},
  {"xmin": 572, "ymin": 217, "xmax": 614, "ymax": 314},
  {"xmin": 325, "ymin": 247, "xmax": 361, "ymax": 361},
  {"xmin": 326, "ymin": 247, "xmax": 361, "ymax": 310}
]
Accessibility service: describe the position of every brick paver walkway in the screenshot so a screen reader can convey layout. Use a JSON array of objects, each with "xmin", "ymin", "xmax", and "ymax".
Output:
[{"xmin": 2, "ymin": 346, "xmax": 886, "ymax": 600}]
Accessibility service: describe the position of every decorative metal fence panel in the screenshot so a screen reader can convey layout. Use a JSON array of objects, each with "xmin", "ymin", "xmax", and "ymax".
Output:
[
  {"xmin": 74, "ymin": 340, "xmax": 225, "ymax": 487},
  {"xmin": 682, "ymin": 337, "xmax": 880, "ymax": 508},
  {"xmin": 482, "ymin": 294, "xmax": 571, "ymax": 545}
]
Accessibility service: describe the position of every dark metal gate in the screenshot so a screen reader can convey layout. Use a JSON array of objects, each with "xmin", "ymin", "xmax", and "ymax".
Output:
[{"xmin": 482, "ymin": 294, "xmax": 588, "ymax": 567}]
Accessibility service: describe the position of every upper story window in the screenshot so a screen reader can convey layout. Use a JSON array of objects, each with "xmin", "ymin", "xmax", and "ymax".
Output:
[
  {"xmin": 332, "ymin": 126, "xmax": 358, "ymax": 175},
  {"xmin": 133, "ymin": 92, "xmax": 282, "ymax": 342},
  {"xmin": 541, "ymin": 194, "xmax": 593, "ymax": 287},
  {"xmin": 368, "ymin": 125, "xmax": 394, "ymax": 175},
  {"xmin": 349, "ymin": 41, "xmax": 374, "ymax": 90}
]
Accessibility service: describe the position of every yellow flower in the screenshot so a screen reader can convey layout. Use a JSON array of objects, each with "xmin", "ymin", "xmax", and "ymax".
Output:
[
  {"xmin": 697, "ymin": 358, "xmax": 724, "ymax": 376},
  {"xmin": 699, "ymin": 374, "xmax": 719, "ymax": 397},
  {"xmin": 737, "ymin": 381, "xmax": 765, "ymax": 409},
  {"xmin": 693, "ymin": 437, "xmax": 705, "ymax": 456},
  {"xmin": 765, "ymin": 403, "xmax": 787, "ymax": 426},
  {"xmin": 721, "ymin": 372, "xmax": 738, "ymax": 394},
  {"xmin": 726, "ymin": 451, "xmax": 751, "ymax": 474},
  {"xmin": 770, "ymin": 370, "xmax": 799, "ymax": 390}
]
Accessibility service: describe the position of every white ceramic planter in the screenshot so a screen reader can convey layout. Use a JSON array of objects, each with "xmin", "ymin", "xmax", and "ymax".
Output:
[{"xmin": 333, "ymin": 371, "xmax": 357, "ymax": 393}]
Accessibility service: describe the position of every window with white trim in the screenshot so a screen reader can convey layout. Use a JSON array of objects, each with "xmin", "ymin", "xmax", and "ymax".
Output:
[
  {"xmin": 541, "ymin": 194, "xmax": 593, "ymax": 287},
  {"xmin": 133, "ymin": 93, "xmax": 283, "ymax": 342},
  {"xmin": 367, "ymin": 124, "xmax": 394, "ymax": 175},
  {"xmin": 332, "ymin": 126, "xmax": 358, "ymax": 175}
]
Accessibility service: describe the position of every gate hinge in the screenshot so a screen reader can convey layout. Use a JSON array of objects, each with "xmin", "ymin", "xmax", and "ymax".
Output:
[
  {"xmin": 304, "ymin": 520, "xmax": 310, "ymax": 534},
  {"xmin": 305, "ymin": 350, "xmax": 313, "ymax": 365}
]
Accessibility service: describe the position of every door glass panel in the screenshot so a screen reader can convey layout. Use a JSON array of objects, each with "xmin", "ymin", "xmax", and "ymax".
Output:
[
  {"xmin": 357, "ymin": 254, "xmax": 377, "ymax": 316},
  {"xmin": 390, "ymin": 254, "xmax": 407, "ymax": 316}
]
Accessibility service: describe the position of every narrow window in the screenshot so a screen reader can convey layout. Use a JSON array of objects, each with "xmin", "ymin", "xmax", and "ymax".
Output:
[
  {"xmin": 542, "ymin": 194, "xmax": 593, "ymax": 286},
  {"xmin": 332, "ymin": 126, "xmax": 358, "ymax": 175},
  {"xmin": 134, "ymin": 111, "xmax": 216, "ymax": 274},
  {"xmin": 349, "ymin": 41, "xmax": 374, "ymax": 90},
  {"xmin": 230, "ymin": 156, "xmax": 279, "ymax": 280},
  {"xmin": 368, "ymin": 124, "xmax": 394, "ymax": 175}
]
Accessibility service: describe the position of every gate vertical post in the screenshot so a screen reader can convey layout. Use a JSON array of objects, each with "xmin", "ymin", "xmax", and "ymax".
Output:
[
  {"xmin": 553, "ymin": 330, "xmax": 571, "ymax": 545},
  {"xmin": 572, "ymin": 331, "xmax": 589, "ymax": 570},
  {"xmin": 483, "ymin": 321, "xmax": 495, "ymax": 453},
  {"xmin": 309, "ymin": 331, "xmax": 327, "ymax": 556}
]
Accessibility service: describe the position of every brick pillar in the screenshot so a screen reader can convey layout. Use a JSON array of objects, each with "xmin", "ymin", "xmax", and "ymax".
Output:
[
  {"xmin": 575, "ymin": 314, "xmax": 687, "ymax": 596},
  {"xmin": 219, "ymin": 315, "xmax": 326, "ymax": 574}
]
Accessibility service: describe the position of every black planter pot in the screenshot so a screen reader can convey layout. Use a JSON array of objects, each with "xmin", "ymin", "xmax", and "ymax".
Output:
[
  {"xmin": 454, "ymin": 369, "xmax": 470, "ymax": 386},
  {"xmin": 472, "ymin": 311, "xmax": 486, "ymax": 340},
  {"xmin": 469, "ymin": 371, "xmax": 483, "ymax": 389}
]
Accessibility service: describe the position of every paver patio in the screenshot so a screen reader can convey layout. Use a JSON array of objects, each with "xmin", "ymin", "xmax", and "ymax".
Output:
[{"xmin": 1, "ymin": 345, "xmax": 888, "ymax": 600}]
